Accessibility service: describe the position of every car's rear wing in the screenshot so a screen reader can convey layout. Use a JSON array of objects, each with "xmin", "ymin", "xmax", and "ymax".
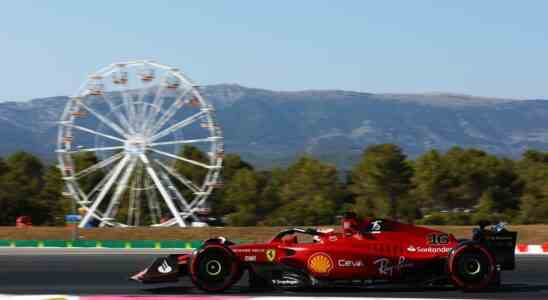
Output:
[{"xmin": 473, "ymin": 222, "xmax": 517, "ymax": 270}]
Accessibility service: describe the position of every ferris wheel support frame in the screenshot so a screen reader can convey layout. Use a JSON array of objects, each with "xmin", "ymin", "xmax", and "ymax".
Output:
[{"xmin": 57, "ymin": 60, "xmax": 224, "ymax": 228}]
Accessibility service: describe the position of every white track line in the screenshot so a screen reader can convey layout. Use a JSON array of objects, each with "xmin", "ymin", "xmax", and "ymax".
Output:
[{"xmin": 0, "ymin": 297, "xmax": 477, "ymax": 300}]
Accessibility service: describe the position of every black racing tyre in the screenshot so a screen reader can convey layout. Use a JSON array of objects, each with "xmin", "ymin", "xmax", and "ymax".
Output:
[
  {"xmin": 190, "ymin": 244, "xmax": 242, "ymax": 292},
  {"xmin": 448, "ymin": 244, "xmax": 495, "ymax": 291}
]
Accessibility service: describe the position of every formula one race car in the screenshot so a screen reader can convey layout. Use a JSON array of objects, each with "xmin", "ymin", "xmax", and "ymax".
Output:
[{"xmin": 131, "ymin": 213, "xmax": 517, "ymax": 292}]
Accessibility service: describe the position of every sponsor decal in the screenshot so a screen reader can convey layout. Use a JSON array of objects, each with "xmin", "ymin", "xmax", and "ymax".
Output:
[
  {"xmin": 416, "ymin": 246, "xmax": 452, "ymax": 253},
  {"xmin": 406, "ymin": 245, "xmax": 451, "ymax": 254},
  {"xmin": 307, "ymin": 252, "xmax": 334, "ymax": 274},
  {"xmin": 371, "ymin": 220, "xmax": 382, "ymax": 233},
  {"xmin": 373, "ymin": 256, "xmax": 413, "ymax": 276},
  {"xmin": 244, "ymin": 255, "xmax": 257, "ymax": 262},
  {"xmin": 272, "ymin": 278, "xmax": 300, "ymax": 286},
  {"xmin": 157, "ymin": 260, "xmax": 172, "ymax": 274},
  {"xmin": 266, "ymin": 249, "xmax": 277, "ymax": 262},
  {"xmin": 487, "ymin": 235, "xmax": 514, "ymax": 241},
  {"xmin": 233, "ymin": 248, "xmax": 266, "ymax": 253},
  {"xmin": 427, "ymin": 233, "xmax": 450, "ymax": 245},
  {"xmin": 338, "ymin": 259, "xmax": 365, "ymax": 268}
]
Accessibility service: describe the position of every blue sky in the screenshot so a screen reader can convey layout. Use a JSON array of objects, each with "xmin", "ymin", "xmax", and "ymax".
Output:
[{"xmin": 1, "ymin": 1, "xmax": 548, "ymax": 101}]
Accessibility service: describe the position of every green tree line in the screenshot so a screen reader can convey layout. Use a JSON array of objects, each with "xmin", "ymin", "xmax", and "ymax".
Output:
[{"xmin": 0, "ymin": 144, "xmax": 547, "ymax": 226}]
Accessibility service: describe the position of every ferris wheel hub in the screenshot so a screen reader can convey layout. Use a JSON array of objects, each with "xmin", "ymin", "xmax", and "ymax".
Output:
[{"xmin": 125, "ymin": 135, "xmax": 147, "ymax": 156}]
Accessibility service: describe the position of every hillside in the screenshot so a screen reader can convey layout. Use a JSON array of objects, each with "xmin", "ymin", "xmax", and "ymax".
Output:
[{"xmin": 1, "ymin": 84, "xmax": 547, "ymax": 169}]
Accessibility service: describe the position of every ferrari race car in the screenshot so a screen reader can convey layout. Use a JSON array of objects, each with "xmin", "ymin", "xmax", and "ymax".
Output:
[{"xmin": 131, "ymin": 215, "xmax": 517, "ymax": 292}]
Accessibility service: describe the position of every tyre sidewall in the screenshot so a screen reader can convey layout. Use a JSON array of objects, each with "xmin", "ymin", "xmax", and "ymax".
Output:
[
  {"xmin": 448, "ymin": 243, "xmax": 495, "ymax": 291},
  {"xmin": 190, "ymin": 245, "xmax": 241, "ymax": 292}
]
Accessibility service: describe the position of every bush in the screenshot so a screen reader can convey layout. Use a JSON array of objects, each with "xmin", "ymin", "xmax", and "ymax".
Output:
[
  {"xmin": 417, "ymin": 212, "xmax": 448, "ymax": 225},
  {"xmin": 471, "ymin": 211, "xmax": 512, "ymax": 225},
  {"xmin": 447, "ymin": 212, "xmax": 472, "ymax": 225}
]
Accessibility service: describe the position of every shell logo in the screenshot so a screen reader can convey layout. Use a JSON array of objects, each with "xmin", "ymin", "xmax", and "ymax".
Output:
[{"xmin": 307, "ymin": 252, "xmax": 333, "ymax": 274}]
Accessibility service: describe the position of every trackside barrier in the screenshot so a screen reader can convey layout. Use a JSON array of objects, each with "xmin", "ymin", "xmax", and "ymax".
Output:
[
  {"xmin": 130, "ymin": 240, "xmax": 157, "ymax": 249},
  {"xmin": 0, "ymin": 239, "xmax": 247, "ymax": 249},
  {"xmin": 43, "ymin": 240, "xmax": 66, "ymax": 247},
  {"xmin": 71, "ymin": 240, "xmax": 98, "ymax": 248},
  {"xmin": 0, "ymin": 239, "xmax": 545, "ymax": 255},
  {"xmin": 0, "ymin": 240, "xmax": 544, "ymax": 253},
  {"xmin": 100, "ymin": 240, "xmax": 127, "ymax": 248},
  {"xmin": 14, "ymin": 240, "xmax": 38, "ymax": 247}
]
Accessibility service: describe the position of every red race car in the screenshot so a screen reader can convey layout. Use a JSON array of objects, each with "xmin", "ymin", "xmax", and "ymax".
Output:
[{"xmin": 131, "ymin": 213, "xmax": 517, "ymax": 292}]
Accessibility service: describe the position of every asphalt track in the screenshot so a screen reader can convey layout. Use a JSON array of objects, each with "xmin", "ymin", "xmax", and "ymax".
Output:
[{"xmin": 0, "ymin": 251, "xmax": 547, "ymax": 299}]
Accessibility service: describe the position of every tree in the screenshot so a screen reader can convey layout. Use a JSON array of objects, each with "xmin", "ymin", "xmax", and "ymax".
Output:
[
  {"xmin": 522, "ymin": 149, "xmax": 548, "ymax": 164},
  {"xmin": 0, "ymin": 157, "xmax": 8, "ymax": 176},
  {"xmin": 211, "ymin": 153, "xmax": 254, "ymax": 215},
  {"xmin": 256, "ymin": 168, "xmax": 285, "ymax": 222},
  {"xmin": 223, "ymin": 168, "xmax": 263, "ymax": 225},
  {"xmin": 350, "ymin": 144, "xmax": 413, "ymax": 219},
  {"xmin": 485, "ymin": 158, "xmax": 522, "ymax": 215},
  {"xmin": 37, "ymin": 166, "xmax": 70, "ymax": 225},
  {"xmin": 173, "ymin": 145, "xmax": 210, "ymax": 201},
  {"xmin": 73, "ymin": 152, "xmax": 104, "ymax": 194},
  {"xmin": 472, "ymin": 190, "xmax": 497, "ymax": 224},
  {"xmin": 174, "ymin": 145, "xmax": 209, "ymax": 184},
  {"xmin": 222, "ymin": 154, "xmax": 253, "ymax": 182},
  {"xmin": 516, "ymin": 152, "xmax": 548, "ymax": 223},
  {"xmin": 0, "ymin": 152, "xmax": 44, "ymax": 225},
  {"xmin": 442, "ymin": 147, "xmax": 488, "ymax": 209},
  {"xmin": 440, "ymin": 147, "xmax": 521, "ymax": 212},
  {"xmin": 266, "ymin": 156, "xmax": 343, "ymax": 225},
  {"xmin": 412, "ymin": 149, "xmax": 451, "ymax": 210}
]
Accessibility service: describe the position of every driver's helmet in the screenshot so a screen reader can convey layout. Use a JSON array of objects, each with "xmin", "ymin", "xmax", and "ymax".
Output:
[
  {"xmin": 281, "ymin": 234, "xmax": 298, "ymax": 244},
  {"xmin": 342, "ymin": 212, "xmax": 359, "ymax": 237}
]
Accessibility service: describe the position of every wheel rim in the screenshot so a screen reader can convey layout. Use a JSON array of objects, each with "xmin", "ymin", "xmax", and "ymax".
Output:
[
  {"xmin": 192, "ymin": 246, "xmax": 242, "ymax": 292},
  {"xmin": 206, "ymin": 259, "xmax": 222, "ymax": 276},
  {"xmin": 464, "ymin": 258, "xmax": 481, "ymax": 275},
  {"xmin": 196, "ymin": 248, "xmax": 231, "ymax": 282},
  {"xmin": 455, "ymin": 251, "xmax": 490, "ymax": 283}
]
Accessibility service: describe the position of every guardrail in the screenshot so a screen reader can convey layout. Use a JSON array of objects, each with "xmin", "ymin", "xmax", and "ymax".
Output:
[
  {"xmin": 1, "ymin": 240, "xmax": 547, "ymax": 253},
  {"xmin": 0, "ymin": 239, "xmax": 204, "ymax": 249}
]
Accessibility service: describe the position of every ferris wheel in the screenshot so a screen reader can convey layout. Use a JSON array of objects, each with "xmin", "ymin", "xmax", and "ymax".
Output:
[{"xmin": 56, "ymin": 60, "xmax": 224, "ymax": 227}]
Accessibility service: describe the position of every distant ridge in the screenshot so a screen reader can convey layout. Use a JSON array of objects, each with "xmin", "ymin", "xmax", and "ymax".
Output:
[{"xmin": 0, "ymin": 84, "xmax": 547, "ymax": 169}]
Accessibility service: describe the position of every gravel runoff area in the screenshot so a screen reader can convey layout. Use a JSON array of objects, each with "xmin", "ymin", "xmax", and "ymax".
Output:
[{"xmin": 0, "ymin": 224, "xmax": 547, "ymax": 244}]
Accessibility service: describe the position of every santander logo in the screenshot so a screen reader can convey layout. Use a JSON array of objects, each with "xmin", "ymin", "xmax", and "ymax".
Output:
[{"xmin": 407, "ymin": 245, "xmax": 451, "ymax": 254}]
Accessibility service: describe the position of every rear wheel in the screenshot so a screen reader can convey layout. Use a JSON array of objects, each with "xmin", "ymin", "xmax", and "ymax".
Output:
[
  {"xmin": 448, "ymin": 244, "xmax": 495, "ymax": 291},
  {"xmin": 190, "ymin": 245, "xmax": 242, "ymax": 292}
]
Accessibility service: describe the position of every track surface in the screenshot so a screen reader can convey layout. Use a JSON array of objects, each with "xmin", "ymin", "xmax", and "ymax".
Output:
[{"xmin": 0, "ymin": 254, "xmax": 547, "ymax": 299}]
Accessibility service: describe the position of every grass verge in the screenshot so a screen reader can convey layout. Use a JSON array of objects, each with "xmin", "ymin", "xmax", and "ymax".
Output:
[{"xmin": 0, "ymin": 224, "xmax": 546, "ymax": 244}]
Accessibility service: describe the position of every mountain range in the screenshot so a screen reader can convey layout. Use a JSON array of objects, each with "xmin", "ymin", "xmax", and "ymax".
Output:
[{"xmin": 1, "ymin": 84, "xmax": 548, "ymax": 169}]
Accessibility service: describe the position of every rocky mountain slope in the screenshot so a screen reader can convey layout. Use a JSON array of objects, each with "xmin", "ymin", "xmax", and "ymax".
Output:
[{"xmin": 1, "ymin": 84, "xmax": 547, "ymax": 169}]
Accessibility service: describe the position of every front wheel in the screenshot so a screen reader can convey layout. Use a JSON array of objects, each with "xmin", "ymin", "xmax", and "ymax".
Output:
[
  {"xmin": 190, "ymin": 244, "xmax": 242, "ymax": 292},
  {"xmin": 448, "ymin": 243, "xmax": 495, "ymax": 291}
]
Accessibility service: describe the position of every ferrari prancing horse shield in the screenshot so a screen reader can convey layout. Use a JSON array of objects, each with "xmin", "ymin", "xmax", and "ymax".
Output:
[{"xmin": 266, "ymin": 249, "xmax": 276, "ymax": 262}]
